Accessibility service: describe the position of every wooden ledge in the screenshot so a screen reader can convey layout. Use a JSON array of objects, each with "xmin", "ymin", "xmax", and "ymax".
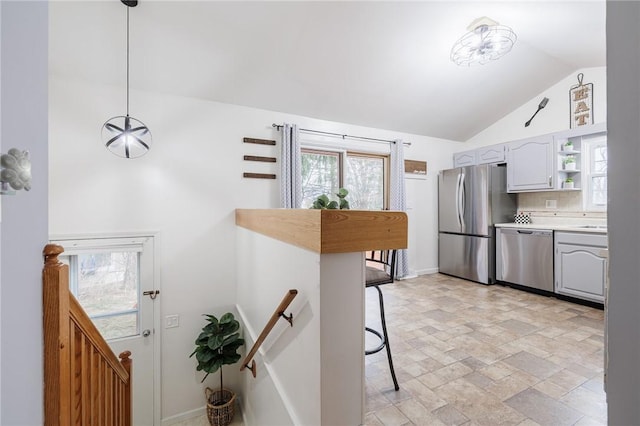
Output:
[{"xmin": 235, "ymin": 209, "xmax": 408, "ymax": 254}]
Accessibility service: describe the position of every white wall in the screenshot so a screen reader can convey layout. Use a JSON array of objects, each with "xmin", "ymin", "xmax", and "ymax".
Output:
[
  {"xmin": 0, "ymin": 2, "xmax": 48, "ymax": 425},
  {"xmin": 49, "ymin": 77, "xmax": 458, "ymax": 420},
  {"xmin": 465, "ymin": 67, "xmax": 606, "ymax": 147},
  {"xmin": 605, "ymin": 2, "xmax": 640, "ymax": 423}
]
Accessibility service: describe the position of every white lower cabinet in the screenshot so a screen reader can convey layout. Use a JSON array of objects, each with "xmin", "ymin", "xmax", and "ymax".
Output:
[{"xmin": 554, "ymin": 231, "xmax": 608, "ymax": 303}]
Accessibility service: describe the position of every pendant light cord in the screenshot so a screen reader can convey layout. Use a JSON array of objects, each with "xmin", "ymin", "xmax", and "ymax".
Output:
[{"xmin": 126, "ymin": 5, "xmax": 130, "ymax": 117}]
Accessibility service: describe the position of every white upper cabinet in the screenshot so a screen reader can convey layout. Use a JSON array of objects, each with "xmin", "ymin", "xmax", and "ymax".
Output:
[
  {"xmin": 506, "ymin": 136, "xmax": 554, "ymax": 192},
  {"xmin": 453, "ymin": 150, "xmax": 476, "ymax": 167},
  {"xmin": 453, "ymin": 145, "xmax": 506, "ymax": 168},
  {"xmin": 477, "ymin": 144, "xmax": 505, "ymax": 165},
  {"xmin": 451, "ymin": 123, "xmax": 606, "ymax": 193}
]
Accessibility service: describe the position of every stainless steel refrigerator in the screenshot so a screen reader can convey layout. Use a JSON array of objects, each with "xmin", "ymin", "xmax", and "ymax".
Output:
[{"xmin": 438, "ymin": 164, "xmax": 516, "ymax": 284}]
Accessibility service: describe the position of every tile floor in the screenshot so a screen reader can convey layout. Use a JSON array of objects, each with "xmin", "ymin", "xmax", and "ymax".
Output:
[
  {"xmin": 177, "ymin": 273, "xmax": 606, "ymax": 426},
  {"xmin": 364, "ymin": 273, "xmax": 606, "ymax": 426}
]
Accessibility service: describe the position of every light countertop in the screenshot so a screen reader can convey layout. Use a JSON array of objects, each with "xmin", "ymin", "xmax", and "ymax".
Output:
[{"xmin": 495, "ymin": 223, "xmax": 607, "ymax": 234}]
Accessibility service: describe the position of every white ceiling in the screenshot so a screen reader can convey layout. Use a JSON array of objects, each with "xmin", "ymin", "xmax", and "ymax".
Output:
[{"xmin": 49, "ymin": 1, "xmax": 606, "ymax": 142}]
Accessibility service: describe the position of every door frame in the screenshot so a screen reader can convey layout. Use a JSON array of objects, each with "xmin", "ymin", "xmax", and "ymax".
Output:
[{"xmin": 49, "ymin": 231, "xmax": 162, "ymax": 425}]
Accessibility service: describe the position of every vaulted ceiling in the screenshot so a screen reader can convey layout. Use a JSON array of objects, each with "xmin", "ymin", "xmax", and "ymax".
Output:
[{"xmin": 49, "ymin": 1, "xmax": 606, "ymax": 141}]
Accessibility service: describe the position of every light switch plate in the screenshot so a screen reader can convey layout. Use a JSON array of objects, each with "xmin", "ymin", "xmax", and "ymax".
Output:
[
  {"xmin": 165, "ymin": 314, "xmax": 180, "ymax": 328},
  {"xmin": 545, "ymin": 200, "xmax": 557, "ymax": 209}
]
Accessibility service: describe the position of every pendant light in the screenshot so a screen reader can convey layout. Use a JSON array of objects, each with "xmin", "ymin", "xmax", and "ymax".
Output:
[{"xmin": 101, "ymin": 0, "xmax": 152, "ymax": 159}]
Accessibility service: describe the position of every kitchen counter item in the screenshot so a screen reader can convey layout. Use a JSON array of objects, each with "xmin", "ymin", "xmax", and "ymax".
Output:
[{"xmin": 496, "ymin": 228, "xmax": 554, "ymax": 292}]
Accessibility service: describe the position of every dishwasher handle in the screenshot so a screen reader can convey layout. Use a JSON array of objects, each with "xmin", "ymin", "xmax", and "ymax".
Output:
[{"xmin": 500, "ymin": 228, "xmax": 552, "ymax": 236}]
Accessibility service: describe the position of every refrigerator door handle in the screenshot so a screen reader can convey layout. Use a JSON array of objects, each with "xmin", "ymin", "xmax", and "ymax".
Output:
[
  {"xmin": 455, "ymin": 173, "xmax": 463, "ymax": 229},
  {"xmin": 459, "ymin": 173, "xmax": 466, "ymax": 231}
]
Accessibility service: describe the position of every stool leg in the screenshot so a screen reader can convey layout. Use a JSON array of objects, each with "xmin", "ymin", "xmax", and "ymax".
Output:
[{"xmin": 374, "ymin": 285, "xmax": 399, "ymax": 391}]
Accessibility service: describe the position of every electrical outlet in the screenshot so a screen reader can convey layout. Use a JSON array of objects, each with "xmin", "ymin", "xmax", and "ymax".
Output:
[
  {"xmin": 545, "ymin": 200, "xmax": 557, "ymax": 209},
  {"xmin": 165, "ymin": 314, "xmax": 180, "ymax": 329}
]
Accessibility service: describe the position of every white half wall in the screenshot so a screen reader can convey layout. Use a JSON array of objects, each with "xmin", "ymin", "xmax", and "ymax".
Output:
[
  {"xmin": 236, "ymin": 227, "xmax": 365, "ymax": 425},
  {"xmin": 49, "ymin": 77, "xmax": 458, "ymax": 420}
]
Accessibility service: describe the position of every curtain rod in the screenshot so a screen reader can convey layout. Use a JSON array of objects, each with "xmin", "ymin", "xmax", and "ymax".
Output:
[{"xmin": 271, "ymin": 123, "xmax": 411, "ymax": 146}]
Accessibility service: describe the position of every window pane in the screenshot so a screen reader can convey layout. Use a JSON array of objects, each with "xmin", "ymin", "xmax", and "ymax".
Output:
[
  {"xmin": 76, "ymin": 252, "xmax": 140, "ymax": 340},
  {"xmin": 593, "ymin": 146, "xmax": 607, "ymax": 173},
  {"xmin": 592, "ymin": 176, "xmax": 607, "ymax": 206},
  {"xmin": 345, "ymin": 155, "xmax": 384, "ymax": 210},
  {"xmin": 92, "ymin": 313, "xmax": 138, "ymax": 340},
  {"xmin": 301, "ymin": 151, "xmax": 340, "ymax": 209}
]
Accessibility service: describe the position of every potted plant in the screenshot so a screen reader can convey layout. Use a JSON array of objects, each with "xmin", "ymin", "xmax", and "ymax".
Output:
[
  {"xmin": 564, "ymin": 177, "xmax": 575, "ymax": 189},
  {"xmin": 563, "ymin": 155, "xmax": 576, "ymax": 170},
  {"xmin": 562, "ymin": 140, "xmax": 573, "ymax": 151},
  {"xmin": 310, "ymin": 187, "xmax": 350, "ymax": 209},
  {"xmin": 190, "ymin": 312, "xmax": 245, "ymax": 426}
]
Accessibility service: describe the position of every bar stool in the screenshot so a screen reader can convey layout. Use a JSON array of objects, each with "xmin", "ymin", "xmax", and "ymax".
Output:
[{"xmin": 365, "ymin": 249, "xmax": 399, "ymax": 391}]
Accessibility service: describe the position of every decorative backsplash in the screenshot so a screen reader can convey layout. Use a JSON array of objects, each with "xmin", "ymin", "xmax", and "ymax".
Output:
[
  {"xmin": 516, "ymin": 191, "xmax": 606, "ymax": 224},
  {"xmin": 518, "ymin": 191, "xmax": 583, "ymax": 212}
]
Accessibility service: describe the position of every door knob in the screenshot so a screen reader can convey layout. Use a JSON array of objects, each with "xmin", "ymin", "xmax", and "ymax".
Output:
[{"xmin": 142, "ymin": 329, "xmax": 151, "ymax": 338}]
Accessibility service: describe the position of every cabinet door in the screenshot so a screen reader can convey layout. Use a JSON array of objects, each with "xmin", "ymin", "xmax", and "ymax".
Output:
[
  {"xmin": 506, "ymin": 136, "xmax": 554, "ymax": 192},
  {"xmin": 555, "ymin": 243, "xmax": 607, "ymax": 303},
  {"xmin": 477, "ymin": 144, "xmax": 505, "ymax": 164},
  {"xmin": 453, "ymin": 150, "xmax": 476, "ymax": 167}
]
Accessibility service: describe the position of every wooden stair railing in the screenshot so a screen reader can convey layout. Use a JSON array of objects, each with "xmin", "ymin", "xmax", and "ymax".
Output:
[
  {"xmin": 43, "ymin": 244, "xmax": 132, "ymax": 426},
  {"xmin": 240, "ymin": 289, "xmax": 298, "ymax": 377}
]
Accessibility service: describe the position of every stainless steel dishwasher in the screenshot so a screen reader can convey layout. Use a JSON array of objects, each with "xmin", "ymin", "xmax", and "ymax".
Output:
[{"xmin": 496, "ymin": 228, "xmax": 554, "ymax": 292}]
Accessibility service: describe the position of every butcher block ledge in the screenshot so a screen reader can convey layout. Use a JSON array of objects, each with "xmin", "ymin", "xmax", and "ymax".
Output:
[{"xmin": 235, "ymin": 209, "xmax": 408, "ymax": 254}]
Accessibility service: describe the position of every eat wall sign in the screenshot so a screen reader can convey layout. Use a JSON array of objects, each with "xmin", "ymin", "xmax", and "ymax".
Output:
[{"xmin": 570, "ymin": 73, "xmax": 594, "ymax": 129}]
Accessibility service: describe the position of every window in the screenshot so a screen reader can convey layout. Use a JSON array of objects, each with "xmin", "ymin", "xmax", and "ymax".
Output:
[
  {"xmin": 301, "ymin": 148, "xmax": 388, "ymax": 210},
  {"xmin": 301, "ymin": 149, "xmax": 341, "ymax": 209},
  {"xmin": 53, "ymin": 236, "xmax": 153, "ymax": 340},
  {"xmin": 345, "ymin": 153, "xmax": 386, "ymax": 210},
  {"xmin": 584, "ymin": 135, "xmax": 607, "ymax": 210}
]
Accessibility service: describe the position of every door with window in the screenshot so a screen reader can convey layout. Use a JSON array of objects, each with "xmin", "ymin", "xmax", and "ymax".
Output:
[{"xmin": 52, "ymin": 235, "xmax": 159, "ymax": 426}]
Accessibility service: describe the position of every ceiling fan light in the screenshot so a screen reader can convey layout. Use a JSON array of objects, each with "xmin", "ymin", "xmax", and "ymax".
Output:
[{"xmin": 450, "ymin": 18, "xmax": 517, "ymax": 66}]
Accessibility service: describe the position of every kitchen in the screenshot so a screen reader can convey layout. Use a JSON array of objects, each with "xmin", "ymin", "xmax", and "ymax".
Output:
[{"xmin": 440, "ymin": 122, "xmax": 608, "ymax": 308}]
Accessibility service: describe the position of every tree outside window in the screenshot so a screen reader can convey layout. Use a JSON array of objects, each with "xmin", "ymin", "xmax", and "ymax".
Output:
[{"xmin": 301, "ymin": 149, "xmax": 388, "ymax": 210}]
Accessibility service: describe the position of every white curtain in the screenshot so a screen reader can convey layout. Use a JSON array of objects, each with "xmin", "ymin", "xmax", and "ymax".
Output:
[
  {"xmin": 279, "ymin": 123, "xmax": 302, "ymax": 208},
  {"xmin": 390, "ymin": 139, "xmax": 409, "ymax": 278}
]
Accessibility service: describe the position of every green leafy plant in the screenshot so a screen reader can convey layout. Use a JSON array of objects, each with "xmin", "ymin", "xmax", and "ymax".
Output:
[
  {"xmin": 564, "ymin": 155, "xmax": 576, "ymax": 164},
  {"xmin": 565, "ymin": 177, "xmax": 574, "ymax": 183},
  {"xmin": 563, "ymin": 141, "xmax": 573, "ymax": 150},
  {"xmin": 190, "ymin": 312, "xmax": 244, "ymax": 402},
  {"xmin": 310, "ymin": 188, "xmax": 350, "ymax": 210}
]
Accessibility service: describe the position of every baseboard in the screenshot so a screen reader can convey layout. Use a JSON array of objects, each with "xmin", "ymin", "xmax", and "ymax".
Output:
[
  {"xmin": 415, "ymin": 267, "xmax": 439, "ymax": 276},
  {"xmin": 161, "ymin": 401, "xmax": 246, "ymax": 426},
  {"xmin": 398, "ymin": 273, "xmax": 418, "ymax": 280},
  {"xmin": 161, "ymin": 406, "xmax": 206, "ymax": 425}
]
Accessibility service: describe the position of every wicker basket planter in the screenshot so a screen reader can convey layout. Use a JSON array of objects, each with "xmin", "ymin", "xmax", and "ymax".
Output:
[{"xmin": 205, "ymin": 387, "xmax": 236, "ymax": 426}]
